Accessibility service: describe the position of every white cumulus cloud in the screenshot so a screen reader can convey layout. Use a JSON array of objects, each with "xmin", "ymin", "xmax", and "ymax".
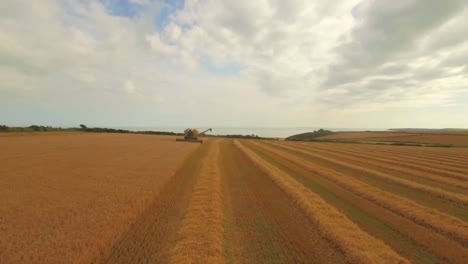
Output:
[{"xmin": 1, "ymin": 0, "xmax": 468, "ymax": 128}]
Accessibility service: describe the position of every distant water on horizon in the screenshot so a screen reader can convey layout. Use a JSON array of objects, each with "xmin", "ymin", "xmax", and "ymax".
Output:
[{"xmin": 113, "ymin": 126, "xmax": 389, "ymax": 138}]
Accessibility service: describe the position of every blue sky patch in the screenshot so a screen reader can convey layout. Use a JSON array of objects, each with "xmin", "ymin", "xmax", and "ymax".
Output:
[
  {"xmin": 98, "ymin": 0, "xmax": 185, "ymax": 33},
  {"xmin": 201, "ymin": 60, "xmax": 245, "ymax": 76},
  {"xmin": 99, "ymin": 0, "xmax": 146, "ymax": 17},
  {"xmin": 155, "ymin": 0, "xmax": 185, "ymax": 31}
]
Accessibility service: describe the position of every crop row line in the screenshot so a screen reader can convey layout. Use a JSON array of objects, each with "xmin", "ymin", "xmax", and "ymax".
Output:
[
  {"xmin": 169, "ymin": 141, "xmax": 224, "ymax": 264},
  {"xmin": 340, "ymin": 145, "xmax": 468, "ymax": 171},
  {"xmin": 268, "ymin": 141, "xmax": 468, "ymax": 205},
  {"xmin": 303, "ymin": 142, "xmax": 468, "ymax": 180},
  {"xmin": 313, "ymin": 142, "xmax": 468, "ymax": 165},
  {"xmin": 281, "ymin": 141, "xmax": 468, "ymax": 190},
  {"xmin": 234, "ymin": 140, "xmax": 409, "ymax": 264},
  {"xmin": 252, "ymin": 141, "xmax": 468, "ymax": 246}
]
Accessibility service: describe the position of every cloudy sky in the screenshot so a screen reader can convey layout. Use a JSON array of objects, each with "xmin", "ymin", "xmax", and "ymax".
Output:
[{"xmin": 1, "ymin": 0, "xmax": 468, "ymax": 129}]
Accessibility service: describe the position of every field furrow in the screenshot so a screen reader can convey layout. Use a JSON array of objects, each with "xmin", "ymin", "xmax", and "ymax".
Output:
[
  {"xmin": 297, "ymin": 142, "xmax": 468, "ymax": 182},
  {"xmin": 302, "ymin": 146, "xmax": 468, "ymax": 196},
  {"xmin": 317, "ymin": 142, "xmax": 468, "ymax": 166},
  {"xmin": 249, "ymin": 141, "xmax": 468, "ymax": 247},
  {"xmin": 235, "ymin": 141, "xmax": 410, "ymax": 264},
  {"xmin": 333, "ymin": 145, "xmax": 468, "ymax": 173},
  {"xmin": 244, "ymin": 141, "xmax": 467, "ymax": 263},
  {"xmin": 268, "ymin": 142, "xmax": 468, "ymax": 221},
  {"xmin": 221, "ymin": 140, "xmax": 345, "ymax": 263},
  {"xmin": 308, "ymin": 142, "xmax": 468, "ymax": 176},
  {"xmin": 169, "ymin": 140, "xmax": 224, "ymax": 264},
  {"xmin": 102, "ymin": 143, "xmax": 210, "ymax": 263},
  {"xmin": 281, "ymin": 141, "xmax": 468, "ymax": 191},
  {"xmin": 265, "ymin": 142, "xmax": 468, "ymax": 213}
]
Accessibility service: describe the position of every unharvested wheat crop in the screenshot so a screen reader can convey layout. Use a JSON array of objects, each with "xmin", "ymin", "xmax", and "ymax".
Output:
[{"xmin": 1, "ymin": 133, "xmax": 467, "ymax": 263}]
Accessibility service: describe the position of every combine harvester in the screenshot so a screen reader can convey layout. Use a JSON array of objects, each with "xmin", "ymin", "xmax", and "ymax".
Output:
[{"xmin": 176, "ymin": 128, "xmax": 212, "ymax": 143}]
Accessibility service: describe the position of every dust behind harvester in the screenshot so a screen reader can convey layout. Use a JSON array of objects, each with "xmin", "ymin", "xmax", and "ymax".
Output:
[{"xmin": 176, "ymin": 128, "xmax": 212, "ymax": 143}]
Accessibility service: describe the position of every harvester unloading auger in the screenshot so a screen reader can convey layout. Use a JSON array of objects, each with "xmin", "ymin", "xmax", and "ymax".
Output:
[{"xmin": 176, "ymin": 128, "xmax": 212, "ymax": 143}]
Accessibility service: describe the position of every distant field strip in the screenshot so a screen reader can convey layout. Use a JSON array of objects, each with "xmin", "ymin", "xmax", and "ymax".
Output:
[
  {"xmin": 170, "ymin": 141, "xmax": 224, "ymax": 264},
  {"xmin": 318, "ymin": 132, "xmax": 468, "ymax": 146},
  {"xmin": 365, "ymin": 134, "xmax": 468, "ymax": 146},
  {"xmin": 235, "ymin": 140, "xmax": 410, "ymax": 264},
  {"xmin": 322, "ymin": 142, "xmax": 468, "ymax": 165},
  {"xmin": 317, "ymin": 132, "xmax": 413, "ymax": 140},
  {"xmin": 251, "ymin": 141, "xmax": 468, "ymax": 247},
  {"xmin": 323, "ymin": 143, "xmax": 468, "ymax": 172}
]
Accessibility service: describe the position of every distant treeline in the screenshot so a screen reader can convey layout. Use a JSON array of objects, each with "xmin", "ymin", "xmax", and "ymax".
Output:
[
  {"xmin": 85, "ymin": 128, "xmax": 183, "ymax": 136},
  {"xmin": 0, "ymin": 125, "xmax": 77, "ymax": 132},
  {"xmin": 1, "ymin": 124, "xmax": 275, "ymax": 139},
  {"xmin": 78, "ymin": 124, "xmax": 183, "ymax": 135},
  {"xmin": 285, "ymin": 128, "xmax": 334, "ymax": 141},
  {"xmin": 135, "ymin": 130, "xmax": 183, "ymax": 136},
  {"xmin": 0, "ymin": 124, "xmax": 181, "ymax": 135}
]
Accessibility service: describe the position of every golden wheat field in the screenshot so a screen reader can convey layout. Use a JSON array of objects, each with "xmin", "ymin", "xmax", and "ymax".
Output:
[{"xmin": 1, "ymin": 133, "xmax": 467, "ymax": 263}]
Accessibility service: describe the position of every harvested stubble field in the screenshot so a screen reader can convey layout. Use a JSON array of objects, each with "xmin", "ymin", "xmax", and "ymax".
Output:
[{"xmin": 1, "ymin": 133, "xmax": 468, "ymax": 263}]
